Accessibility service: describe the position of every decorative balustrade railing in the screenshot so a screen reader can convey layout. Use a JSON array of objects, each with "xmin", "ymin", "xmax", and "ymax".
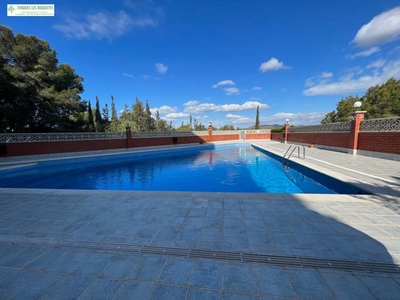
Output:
[
  {"xmin": 212, "ymin": 130, "xmax": 239, "ymax": 135},
  {"xmin": 0, "ymin": 132, "xmax": 126, "ymax": 143},
  {"xmin": 288, "ymin": 122, "xmax": 351, "ymax": 133},
  {"xmin": 245, "ymin": 129, "xmax": 271, "ymax": 134},
  {"xmin": 0, "ymin": 129, "xmax": 271, "ymax": 143},
  {"xmin": 130, "ymin": 131, "xmax": 209, "ymax": 138},
  {"xmin": 360, "ymin": 117, "xmax": 400, "ymax": 132}
]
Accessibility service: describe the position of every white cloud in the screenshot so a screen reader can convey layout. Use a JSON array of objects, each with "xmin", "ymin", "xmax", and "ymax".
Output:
[
  {"xmin": 122, "ymin": 73, "xmax": 134, "ymax": 78},
  {"xmin": 184, "ymin": 100, "xmax": 199, "ymax": 106},
  {"xmin": 226, "ymin": 114, "xmax": 243, "ymax": 119},
  {"xmin": 321, "ymin": 72, "xmax": 333, "ymax": 78},
  {"xmin": 348, "ymin": 47, "xmax": 380, "ymax": 59},
  {"xmin": 193, "ymin": 115, "xmax": 208, "ymax": 120},
  {"xmin": 212, "ymin": 80, "xmax": 236, "ymax": 88},
  {"xmin": 259, "ymin": 57, "xmax": 291, "ymax": 72},
  {"xmin": 184, "ymin": 100, "xmax": 269, "ymax": 113},
  {"xmin": 303, "ymin": 58, "xmax": 400, "ymax": 96},
  {"xmin": 155, "ymin": 63, "xmax": 168, "ymax": 74},
  {"xmin": 252, "ymin": 86, "xmax": 261, "ymax": 90},
  {"xmin": 305, "ymin": 77, "xmax": 315, "ymax": 88},
  {"xmin": 366, "ymin": 59, "xmax": 386, "ymax": 69},
  {"xmin": 390, "ymin": 46, "xmax": 400, "ymax": 54},
  {"xmin": 53, "ymin": 11, "xmax": 156, "ymax": 40},
  {"xmin": 184, "ymin": 102, "xmax": 219, "ymax": 113},
  {"xmin": 260, "ymin": 112, "xmax": 327, "ymax": 125},
  {"xmin": 165, "ymin": 112, "xmax": 190, "ymax": 119},
  {"xmin": 352, "ymin": 6, "xmax": 400, "ymax": 47},
  {"xmin": 224, "ymin": 87, "xmax": 240, "ymax": 95},
  {"xmin": 150, "ymin": 105, "xmax": 177, "ymax": 115},
  {"xmin": 231, "ymin": 117, "xmax": 253, "ymax": 125},
  {"xmin": 142, "ymin": 75, "xmax": 152, "ymax": 79},
  {"xmin": 305, "ymin": 71, "xmax": 334, "ymax": 88}
]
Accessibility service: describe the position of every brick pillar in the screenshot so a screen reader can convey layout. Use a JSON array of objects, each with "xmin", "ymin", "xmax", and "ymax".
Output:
[
  {"xmin": 284, "ymin": 123, "xmax": 289, "ymax": 144},
  {"xmin": 126, "ymin": 127, "xmax": 132, "ymax": 148},
  {"xmin": 348, "ymin": 111, "xmax": 366, "ymax": 155},
  {"xmin": 208, "ymin": 126, "xmax": 213, "ymax": 142}
]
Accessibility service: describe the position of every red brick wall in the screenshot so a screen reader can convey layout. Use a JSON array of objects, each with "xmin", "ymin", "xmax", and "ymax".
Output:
[
  {"xmin": 358, "ymin": 132, "xmax": 400, "ymax": 154},
  {"xmin": 131, "ymin": 136, "xmax": 210, "ymax": 147},
  {"xmin": 211, "ymin": 134, "xmax": 239, "ymax": 142},
  {"xmin": 286, "ymin": 132, "xmax": 350, "ymax": 148},
  {"xmin": 271, "ymin": 133, "xmax": 285, "ymax": 141},
  {"xmin": 2, "ymin": 139, "xmax": 127, "ymax": 157}
]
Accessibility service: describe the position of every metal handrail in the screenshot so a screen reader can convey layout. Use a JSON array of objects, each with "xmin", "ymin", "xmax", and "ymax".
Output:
[{"xmin": 283, "ymin": 145, "xmax": 305, "ymax": 167}]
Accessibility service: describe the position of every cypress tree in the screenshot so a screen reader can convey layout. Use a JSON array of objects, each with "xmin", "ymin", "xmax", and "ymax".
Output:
[
  {"xmin": 255, "ymin": 105, "xmax": 260, "ymax": 129},
  {"xmin": 111, "ymin": 95, "xmax": 118, "ymax": 121},
  {"xmin": 88, "ymin": 100, "xmax": 95, "ymax": 132},
  {"xmin": 95, "ymin": 96, "xmax": 103, "ymax": 131}
]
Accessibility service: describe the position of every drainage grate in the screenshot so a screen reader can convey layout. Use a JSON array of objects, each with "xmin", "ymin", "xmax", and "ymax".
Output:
[
  {"xmin": 190, "ymin": 249, "xmax": 242, "ymax": 261},
  {"xmin": 1, "ymin": 235, "xmax": 399, "ymax": 274},
  {"xmin": 54, "ymin": 240, "xmax": 100, "ymax": 249},
  {"xmin": 298, "ymin": 257, "xmax": 367, "ymax": 272},
  {"xmin": 96, "ymin": 243, "xmax": 142, "ymax": 252},
  {"xmin": 362, "ymin": 261, "xmax": 400, "ymax": 274},
  {"xmin": 242, "ymin": 253, "xmax": 301, "ymax": 267},
  {"xmin": 140, "ymin": 245, "xmax": 189, "ymax": 257}
]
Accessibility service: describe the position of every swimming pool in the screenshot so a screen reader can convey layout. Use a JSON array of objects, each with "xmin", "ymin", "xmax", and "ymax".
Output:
[{"xmin": 0, "ymin": 144, "xmax": 363, "ymax": 194}]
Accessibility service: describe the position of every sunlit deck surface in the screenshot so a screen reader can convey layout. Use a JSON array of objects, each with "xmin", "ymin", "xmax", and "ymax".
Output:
[{"xmin": 0, "ymin": 141, "xmax": 400, "ymax": 299}]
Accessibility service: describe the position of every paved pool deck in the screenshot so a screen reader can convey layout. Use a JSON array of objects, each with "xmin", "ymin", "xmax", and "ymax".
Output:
[{"xmin": 0, "ymin": 140, "xmax": 400, "ymax": 299}]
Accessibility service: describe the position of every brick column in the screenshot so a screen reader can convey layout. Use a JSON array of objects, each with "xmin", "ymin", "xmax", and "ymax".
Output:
[
  {"xmin": 348, "ymin": 111, "xmax": 366, "ymax": 155},
  {"xmin": 208, "ymin": 126, "xmax": 213, "ymax": 142},
  {"xmin": 126, "ymin": 127, "xmax": 132, "ymax": 148},
  {"xmin": 284, "ymin": 123, "xmax": 289, "ymax": 144}
]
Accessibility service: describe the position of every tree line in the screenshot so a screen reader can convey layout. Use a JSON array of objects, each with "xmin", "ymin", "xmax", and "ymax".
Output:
[
  {"xmin": 0, "ymin": 25, "xmax": 232, "ymax": 133},
  {"xmin": 321, "ymin": 78, "xmax": 400, "ymax": 124}
]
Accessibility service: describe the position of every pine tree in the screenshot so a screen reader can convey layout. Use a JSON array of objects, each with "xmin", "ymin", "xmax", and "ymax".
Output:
[
  {"xmin": 0, "ymin": 25, "xmax": 85, "ymax": 132},
  {"xmin": 145, "ymin": 100, "xmax": 156, "ymax": 131},
  {"xmin": 255, "ymin": 105, "xmax": 260, "ymax": 129},
  {"xmin": 155, "ymin": 110, "xmax": 168, "ymax": 131},
  {"xmin": 132, "ymin": 97, "xmax": 146, "ymax": 131}
]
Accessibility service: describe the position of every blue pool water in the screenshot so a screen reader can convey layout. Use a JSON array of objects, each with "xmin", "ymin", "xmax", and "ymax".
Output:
[{"xmin": 0, "ymin": 144, "xmax": 361, "ymax": 194}]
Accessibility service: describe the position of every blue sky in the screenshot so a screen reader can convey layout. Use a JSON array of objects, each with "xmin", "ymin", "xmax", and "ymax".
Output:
[{"xmin": 4, "ymin": 0, "xmax": 400, "ymax": 128}]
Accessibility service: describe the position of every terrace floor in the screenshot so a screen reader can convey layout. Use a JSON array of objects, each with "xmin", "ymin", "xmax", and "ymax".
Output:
[{"xmin": 0, "ymin": 140, "xmax": 400, "ymax": 299}]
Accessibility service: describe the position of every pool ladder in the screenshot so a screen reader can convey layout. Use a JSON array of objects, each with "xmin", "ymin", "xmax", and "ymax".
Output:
[
  {"xmin": 282, "ymin": 145, "xmax": 305, "ymax": 166},
  {"xmin": 282, "ymin": 145, "xmax": 305, "ymax": 183}
]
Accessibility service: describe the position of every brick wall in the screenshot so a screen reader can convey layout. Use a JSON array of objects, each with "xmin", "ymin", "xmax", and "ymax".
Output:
[
  {"xmin": 245, "ymin": 133, "xmax": 271, "ymax": 140},
  {"xmin": 358, "ymin": 132, "xmax": 400, "ymax": 154},
  {"xmin": 0, "ymin": 132, "xmax": 266, "ymax": 157},
  {"xmin": 287, "ymin": 132, "xmax": 350, "ymax": 148},
  {"xmin": 271, "ymin": 133, "xmax": 285, "ymax": 141},
  {"xmin": 2, "ymin": 139, "xmax": 127, "ymax": 157},
  {"xmin": 211, "ymin": 134, "xmax": 239, "ymax": 142}
]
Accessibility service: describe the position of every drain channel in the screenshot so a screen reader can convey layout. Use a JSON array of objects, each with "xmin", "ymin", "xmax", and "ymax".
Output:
[{"xmin": 1, "ymin": 235, "xmax": 399, "ymax": 274}]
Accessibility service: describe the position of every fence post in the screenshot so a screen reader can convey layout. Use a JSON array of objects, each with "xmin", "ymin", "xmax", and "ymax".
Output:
[
  {"xmin": 284, "ymin": 122, "xmax": 289, "ymax": 144},
  {"xmin": 208, "ymin": 124, "xmax": 213, "ymax": 142},
  {"xmin": 348, "ymin": 111, "xmax": 366, "ymax": 155},
  {"xmin": 126, "ymin": 126, "xmax": 132, "ymax": 149}
]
